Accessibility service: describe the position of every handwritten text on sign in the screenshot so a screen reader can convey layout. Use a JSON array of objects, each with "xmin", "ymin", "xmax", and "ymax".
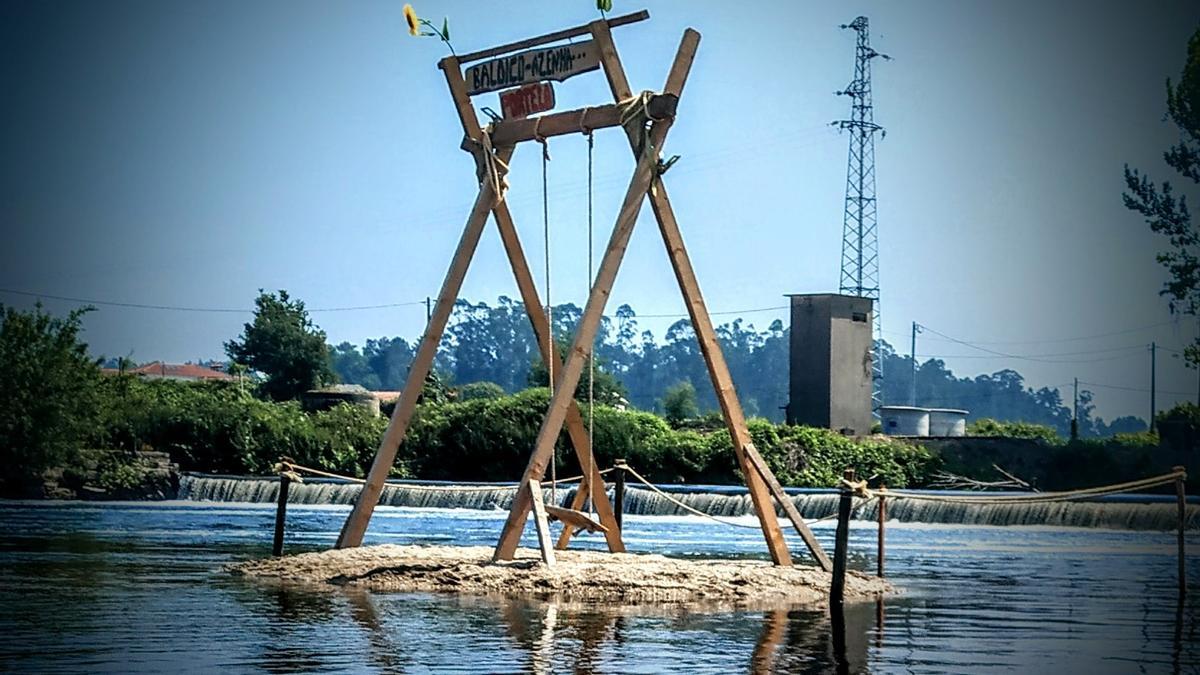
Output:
[
  {"xmin": 465, "ymin": 41, "xmax": 600, "ymax": 96},
  {"xmin": 499, "ymin": 82, "xmax": 555, "ymax": 119}
]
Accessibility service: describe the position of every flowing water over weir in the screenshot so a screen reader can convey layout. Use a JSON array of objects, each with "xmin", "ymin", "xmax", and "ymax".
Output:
[{"xmin": 178, "ymin": 473, "xmax": 1199, "ymax": 531}]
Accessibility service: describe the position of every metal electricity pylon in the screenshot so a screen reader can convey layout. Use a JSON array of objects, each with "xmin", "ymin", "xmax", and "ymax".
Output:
[{"xmin": 835, "ymin": 15, "xmax": 888, "ymax": 411}]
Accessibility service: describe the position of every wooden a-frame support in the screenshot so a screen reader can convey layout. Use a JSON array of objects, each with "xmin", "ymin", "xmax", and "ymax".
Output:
[{"xmin": 336, "ymin": 11, "xmax": 830, "ymax": 571}]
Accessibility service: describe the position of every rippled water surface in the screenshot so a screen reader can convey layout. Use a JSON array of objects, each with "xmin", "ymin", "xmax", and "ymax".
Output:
[{"xmin": 1, "ymin": 501, "xmax": 1197, "ymax": 673}]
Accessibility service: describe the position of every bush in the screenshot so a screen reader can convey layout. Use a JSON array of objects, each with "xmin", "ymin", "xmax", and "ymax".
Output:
[
  {"xmin": 0, "ymin": 305, "xmax": 102, "ymax": 496},
  {"xmin": 662, "ymin": 381, "xmax": 699, "ymax": 427},
  {"xmin": 968, "ymin": 418, "xmax": 1062, "ymax": 444},
  {"xmin": 1158, "ymin": 402, "xmax": 1199, "ymax": 451},
  {"xmin": 458, "ymin": 381, "xmax": 506, "ymax": 401},
  {"xmin": 92, "ymin": 377, "xmax": 394, "ymax": 478},
  {"xmin": 400, "ymin": 387, "xmax": 934, "ymax": 487}
]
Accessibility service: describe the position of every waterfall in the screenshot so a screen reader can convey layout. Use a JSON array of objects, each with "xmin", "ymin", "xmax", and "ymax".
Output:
[{"xmin": 177, "ymin": 474, "xmax": 1197, "ymax": 531}]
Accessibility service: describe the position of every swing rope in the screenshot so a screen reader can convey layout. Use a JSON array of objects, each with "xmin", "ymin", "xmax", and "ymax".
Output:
[
  {"xmin": 534, "ymin": 118, "xmax": 556, "ymax": 506},
  {"xmin": 585, "ymin": 128, "xmax": 596, "ymax": 518}
]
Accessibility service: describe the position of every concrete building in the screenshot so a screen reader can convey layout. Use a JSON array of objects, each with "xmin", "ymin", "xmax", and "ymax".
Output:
[{"xmin": 786, "ymin": 293, "xmax": 873, "ymax": 435}]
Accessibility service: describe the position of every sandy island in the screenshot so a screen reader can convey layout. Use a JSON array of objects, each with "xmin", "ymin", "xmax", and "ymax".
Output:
[{"xmin": 229, "ymin": 545, "xmax": 892, "ymax": 606}]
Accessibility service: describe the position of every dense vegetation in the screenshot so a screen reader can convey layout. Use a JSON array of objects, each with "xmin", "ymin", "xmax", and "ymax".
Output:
[{"xmin": 329, "ymin": 297, "xmax": 1143, "ymax": 437}]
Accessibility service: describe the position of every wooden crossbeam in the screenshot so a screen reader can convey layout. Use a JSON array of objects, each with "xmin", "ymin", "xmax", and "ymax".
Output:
[
  {"xmin": 483, "ymin": 95, "xmax": 677, "ymax": 147},
  {"xmin": 453, "ymin": 10, "xmax": 649, "ymax": 64}
]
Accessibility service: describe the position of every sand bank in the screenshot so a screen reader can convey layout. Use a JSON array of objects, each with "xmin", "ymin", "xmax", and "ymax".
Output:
[{"xmin": 230, "ymin": 545, "xmax": 891, "ymax": 606}]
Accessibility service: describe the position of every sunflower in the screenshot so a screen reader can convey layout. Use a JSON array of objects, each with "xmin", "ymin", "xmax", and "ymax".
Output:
[{"xmin": 403, "ymin": 4, "xmax": 420, "ymax": 37}]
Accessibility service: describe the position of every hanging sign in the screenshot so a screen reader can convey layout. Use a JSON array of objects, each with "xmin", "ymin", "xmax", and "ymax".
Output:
[
  {"xmin": 465, "ymin": 41, "xmax": 600, "ymax": 96},
  {"xmin": 499, "ymin": 82, "xmax": 556, "ymax": 119}
]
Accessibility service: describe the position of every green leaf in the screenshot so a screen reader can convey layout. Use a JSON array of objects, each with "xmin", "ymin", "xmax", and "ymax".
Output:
[
  {"xmin": 441, "ymin": 17, "xmax": 449, "ymax": 41},
  {"xmin": 598, "ymin": 0, "xmax": 613, "ymax": 12}
]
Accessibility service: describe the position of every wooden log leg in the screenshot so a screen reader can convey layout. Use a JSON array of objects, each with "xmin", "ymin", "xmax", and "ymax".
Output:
[
  {"xmin": 527, "ymin": 480, "xmax": 556, "ymax": 567},
  {"xmin": 555, "ymin": 477, "xmax": 590, "ymax": 549},
  {"xmin": 272, "ymin": 473, "xmax": 290, "ymax": 556},
  {"xmin": 335, "ymin": 151, "xmax": 512, "ymax": 549},
  {"xmin": 743, "ymin": 443, "xmax": 831, "ymax": 570},
  {"xmin": 877, "ymin": 491, "xmax": 887, "ymax": 578},
  {"xmin": 493, "ymin": 141, "xmax": 662, "ymax": 562},
  {"xmin": 613, "ymin": 460, "xmax": 626, "ymax": 531},
  {"xmin": 1176, "ymin": 466, "xmax": 1187, "ymax": 597},
  {"xmin": 830, "ymin": 469, "xmax": 855, "ymax": 610},
  {"xmin": 490, "ymin": 198, "xmax": 624, "ymax": 553}
]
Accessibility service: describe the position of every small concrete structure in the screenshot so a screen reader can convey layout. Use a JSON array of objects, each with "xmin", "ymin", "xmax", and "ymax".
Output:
[
  {"xmin": 878, "ymin": 406, "xmax": 930, "ymax": 437},
  {"xmin": 786, "ymin": 294, "xmax": 874, "ymax": 435},
  {"xmin": 928, "ymin": 408, "xmax": 968, "ymax": 437}
]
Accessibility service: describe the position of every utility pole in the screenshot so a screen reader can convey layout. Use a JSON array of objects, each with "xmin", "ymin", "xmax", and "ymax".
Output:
[
  {"xmin": 425, "ymin": 296, "xmax": 432, "ymax": 324},
  {"xmin": 910, "ymin": 321, "xmax": 920, "ymax": 406},
  {"xmin": 836, "ymin": 16, "xmax": 888, "ymax": 414},
  {"xmin": 1071, "ymin": 377, "xmax": 1079, "ymax": 441},
  {"xmin": 1150, "ymin": 341, "xmax": 1158, "ymax": 432}
]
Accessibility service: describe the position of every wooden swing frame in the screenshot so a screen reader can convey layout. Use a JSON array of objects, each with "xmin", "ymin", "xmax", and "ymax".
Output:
[{"xmin": 336, "ymin": 10, "xmax": 831, "ymax": 570}]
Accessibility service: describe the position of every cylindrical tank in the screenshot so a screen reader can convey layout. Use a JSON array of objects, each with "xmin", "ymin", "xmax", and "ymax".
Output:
[
  {"xmin": 878, "ymin": 406, "xmax": 930, "ymax": 437},
  {"xmin": 927, "ymin": 408, "xmax": 968, "ymax": 437}
]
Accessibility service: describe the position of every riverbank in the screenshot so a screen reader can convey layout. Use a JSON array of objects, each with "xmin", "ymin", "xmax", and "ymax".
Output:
[{"xmin": 229, "ymin": 544, "xmax": 891, "ymax": 606}]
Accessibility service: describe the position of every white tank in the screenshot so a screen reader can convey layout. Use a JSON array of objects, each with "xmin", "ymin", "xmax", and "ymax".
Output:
[
  {"xmin": 928, "ymin": 408, "xmax": 969, "ymax": 437},
  {"xmin": 878, "ymin": 406, "xmax": 930, "ymax": 436}
]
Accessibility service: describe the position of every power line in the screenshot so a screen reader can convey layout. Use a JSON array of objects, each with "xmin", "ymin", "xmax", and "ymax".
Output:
[
  {"xmin": 633, "ymin": 305, "xmax": 788, "ymax": 319},
  {"xmin": 1080, "ymin": 380, "xmax": 1195, "ymax": 397},
  {"xmin": 0, "ymin": 287, "xmax": 426, "ymax": 314},
  {"xmin": 884, "ymin": 320, "xmax": 1179, "ymax": 346}
]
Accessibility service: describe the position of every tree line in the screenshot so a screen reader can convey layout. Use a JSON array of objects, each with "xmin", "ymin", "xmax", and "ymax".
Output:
[{"xmin": 326, "ymin": 295, "xmax": 1143, "ymax": 437}]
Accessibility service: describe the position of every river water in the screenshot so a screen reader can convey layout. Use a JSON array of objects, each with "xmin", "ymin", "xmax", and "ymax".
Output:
[{"xmin": 0, "ymin": 499, "xmax": 1197, "ymax": 673}]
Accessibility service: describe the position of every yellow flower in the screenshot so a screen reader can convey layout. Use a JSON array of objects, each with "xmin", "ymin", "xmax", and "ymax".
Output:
[{"xmin": 403, "ymin": 4, "xmax": 420, "ymax": 37}]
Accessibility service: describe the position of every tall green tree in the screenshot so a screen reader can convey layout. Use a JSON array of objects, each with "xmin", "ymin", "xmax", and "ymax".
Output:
[
  {"xmin": 1125, "ymin": 27, "xmax": 1200, "ymax": 367},
  {"xmin": 225, "ymin": 290, "xmax": 335, "ymax": 401},
  {"xmin": 0, "ymin": 304, "xmax": 101, "ymax": 495}
]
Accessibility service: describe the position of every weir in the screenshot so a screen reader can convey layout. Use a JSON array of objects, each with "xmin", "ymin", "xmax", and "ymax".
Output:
[{"xmin": 178, "ymin": 474, "xmax": 1199, "ymax": 531}]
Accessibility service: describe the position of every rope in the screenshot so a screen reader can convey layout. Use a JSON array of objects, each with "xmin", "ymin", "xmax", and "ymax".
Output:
[
  {"xmin": 617, "ymin": 463, "xmax": 845, "ymax": 530},
  {"xmin": 861, "ymin": 469, "xmax": 1186, "ymax": 506},
  {"xmin": 585, "ymin": 129, "xmax": 596, "ymax": 518},
  {"xmin": 276, "ymin": 461, "xmax": 610, "ymax": 494},
  {"xmin": 478, "ymin": 132, "xmax": 509, "ymax": 204},
  {"xmin": 534, "ymin": 116, "xmax": 556, "ymax": 506}
]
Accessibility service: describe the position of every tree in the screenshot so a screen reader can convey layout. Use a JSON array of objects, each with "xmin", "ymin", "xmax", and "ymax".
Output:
[
  {"xmin": 662, "ymin": 380, "xmax": 699, "ymax": 427},
  {"xmin": 0, "ymin": 304, "xmax": 101, "ymax": 495},
  {"xmin": 1124, "ymin": 27, "xmax": 1200, "ymax": 367},
  {"xmin": 526, "ymin": 335, "xmax": 629, "ymax": 406},
  {"xmin": 225, "ymin": 290, "xmax": 335, "ymax": 401}
]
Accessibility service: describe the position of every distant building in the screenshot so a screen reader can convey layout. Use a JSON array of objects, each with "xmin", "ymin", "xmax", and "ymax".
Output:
[
  {"xmin": 102, "ymin": 361, "xmax": 236, "ymax": 382},
  {"xmin": 786, "ymin": 293, "xmax": 873, "ymax": 435}
]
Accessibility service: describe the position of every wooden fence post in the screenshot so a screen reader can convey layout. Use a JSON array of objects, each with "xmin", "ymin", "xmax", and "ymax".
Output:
[
  {"xmin": 877, "ymin": 488, "xmax": 886, "ymax": 578},
  {"xmin": 1175, "ymin": 466, "xmax": 1187, "ymax": 597},
  {"xmin": 273, "ymin": 472, "xmax": 291, "ymax": 557},
  {"xmin": 831, "ymin": 468, "xmax": 855, "ymax": 610},
  {"xmin": 614, "ymin": 459, "xmax": 626, "ymax": 531}
]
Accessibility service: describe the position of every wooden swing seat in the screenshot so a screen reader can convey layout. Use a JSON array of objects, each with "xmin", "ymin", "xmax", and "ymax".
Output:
[{"xmin": 544, "ymin": 504, "xmax": 609, "ymax": 534}]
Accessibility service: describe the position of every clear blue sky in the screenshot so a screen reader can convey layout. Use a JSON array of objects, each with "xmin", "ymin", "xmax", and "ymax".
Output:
[{"xmin": 2, "ymin": 0, "xmax": 1198, "ymax": 422}]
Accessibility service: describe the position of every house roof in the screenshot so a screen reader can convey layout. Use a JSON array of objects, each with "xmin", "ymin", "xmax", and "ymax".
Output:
[{"xmin": 127, "ymin": 361, "xmax": 236, "ymax": 381}]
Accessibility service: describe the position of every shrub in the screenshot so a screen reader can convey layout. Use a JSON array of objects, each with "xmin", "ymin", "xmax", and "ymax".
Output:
[
  {"xmin": 968, "ymin": 418, "xmax": 1062, "ymax": 444},
  {"xmin": 458, "ymin": 381, "xmax": 506, "ymax": 401},
  {"xmin": 0, "ymin": 305, "xmax": 102, "ymax": 495}
]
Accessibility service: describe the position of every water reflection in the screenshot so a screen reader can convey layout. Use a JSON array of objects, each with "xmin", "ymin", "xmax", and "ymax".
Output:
[{"xmin": 3, "ymin": 502, "xmax": 1199, "ymax": 673}]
